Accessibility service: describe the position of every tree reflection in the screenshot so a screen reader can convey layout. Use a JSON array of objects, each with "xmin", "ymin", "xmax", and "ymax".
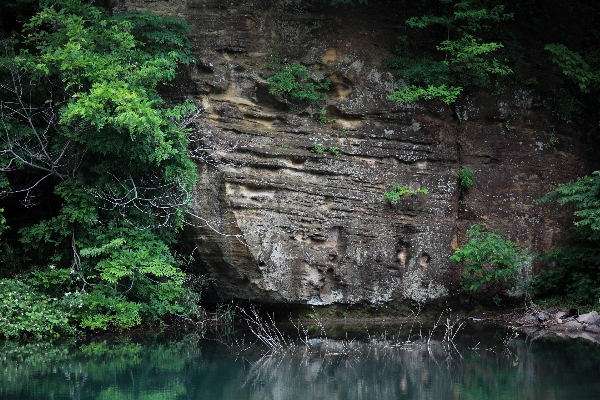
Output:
[{"xmin": 2, "ymin": 330, "xmax": 600, "ymax": 399}]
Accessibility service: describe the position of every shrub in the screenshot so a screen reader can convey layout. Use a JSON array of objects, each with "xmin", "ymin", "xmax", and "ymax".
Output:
[
  {"xmin": 388, "ymin": 84, "xmax": 463, "ymax": 104},
  {"xmin": 530, "ymin": 243, "xmax": 600, "ymax": 306},
  {"xmin": 450, "ymin": 224, "xmax": 534, "ymax": 293},
  {"xmin": 267, "ymin": 62, "xmax": 330, "ymax": 102},
  {"xmin": 0, "ymin": 279, "xmax": 77, "ymax": 339}
]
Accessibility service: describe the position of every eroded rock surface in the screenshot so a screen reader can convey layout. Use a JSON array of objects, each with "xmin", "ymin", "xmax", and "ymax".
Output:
[{"xmin": 112, "ymin": 0, "xmax": 596, "ymax": 305}]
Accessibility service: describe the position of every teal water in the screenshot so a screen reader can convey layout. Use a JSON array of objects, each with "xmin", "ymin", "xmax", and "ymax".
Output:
[{"xmin": 1, "ymin": 325, "xmax": 600, "ymax": 399}]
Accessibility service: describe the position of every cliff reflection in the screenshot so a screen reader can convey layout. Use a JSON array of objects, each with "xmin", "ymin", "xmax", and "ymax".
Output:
[{"xmin": 2, "ymin": 330, "xmax": 600, "ymax": 399}]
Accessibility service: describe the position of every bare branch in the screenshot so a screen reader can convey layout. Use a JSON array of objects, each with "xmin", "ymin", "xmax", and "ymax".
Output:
[{"xmin": 0, "ymin": 57, "xmax": 72, "ymax": 198}]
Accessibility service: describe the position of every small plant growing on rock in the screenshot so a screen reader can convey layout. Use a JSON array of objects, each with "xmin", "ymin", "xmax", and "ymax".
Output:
[
  {"xmin": 548, "ymin": 132, "xmax": 558, "ymax": 149},
  {"xmin": 267, "ymin": 62, "xmax": 330, "ymax": 102},
  {"xmin": 383, "ymin": 183, "xmax": 428, "ymax": 201},
  {"xmin": 316, "ymin": 108, "xmax": 337, "ymax": 124},
  {"xmin": 262, "ymin": 49, "xmax": 282, "ymax": 70},
  {"xmin": 493, "ymin": 294, "xmax": 502, "ymax": 306},
  {"xmin": 318, "ymin": 108, "xmax": 328, "ymax": 123},
  {"xmin": 458, "ymin": 167, "xmax": 475, "ymax": 193},
  {"xmin": 311, "ymin": 144, "xmax": 325, "ymax": 154},
  {"xmin": 328, "ymin": 147, "xmax": 340, "ymax": 156}
]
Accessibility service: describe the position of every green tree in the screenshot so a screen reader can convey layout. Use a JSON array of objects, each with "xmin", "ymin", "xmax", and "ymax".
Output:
[
  {"xmin": 544, "ymin": 42, "xmax": 600, "ymax": 124},
  {"xmin": 534, "ymin": 172, "xmax": 600, "ymax": 305},
  {"xmin": 0, "ymin": 0, "xmax": 201, "ymax": 333},
  {"xmin": 387, "ymin": 0, "xmax": 513, "ymax": 104},
  {"xmin": 545, "ymin": 43, "xmax": 600, "ymax": 94}
]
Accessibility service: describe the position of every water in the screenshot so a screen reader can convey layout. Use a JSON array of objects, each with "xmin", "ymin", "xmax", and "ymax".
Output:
[{"xmin": 2, "ymin": 324, "xmax": 600, "ymax": 399}]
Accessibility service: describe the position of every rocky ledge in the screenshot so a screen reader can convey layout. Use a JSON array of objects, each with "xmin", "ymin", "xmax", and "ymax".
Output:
[{"xmin": 512, "ymin": 309, "xmax": 600, "ymax": 344}]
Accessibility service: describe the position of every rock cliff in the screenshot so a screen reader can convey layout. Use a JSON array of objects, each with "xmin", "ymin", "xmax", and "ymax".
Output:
[{"xmin": 112, "ymin": 0, "xmax": 595, "ymax": 306}]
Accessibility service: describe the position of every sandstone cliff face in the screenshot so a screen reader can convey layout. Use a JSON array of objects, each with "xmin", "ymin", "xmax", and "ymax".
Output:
[{"xmin": 113, "ymin": 0, "xmax": 594, "ymax": 305}]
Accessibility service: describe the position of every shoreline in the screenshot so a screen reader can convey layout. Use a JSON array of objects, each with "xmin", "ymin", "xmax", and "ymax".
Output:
[
  {"xmin": 497, "ymin": 307, "xmax": 600, "ymax": 344},
  {"xmin": 279, "ymin": 306, "xmax": 600, "ymax": 344}
]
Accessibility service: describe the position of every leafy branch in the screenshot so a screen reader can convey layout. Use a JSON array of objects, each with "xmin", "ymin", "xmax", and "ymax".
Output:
[{"xmin": 388, "ymin": 0, "xmax": 513, "ymax": 104}]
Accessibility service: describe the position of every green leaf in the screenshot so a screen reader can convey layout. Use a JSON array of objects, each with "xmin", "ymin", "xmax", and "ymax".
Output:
[{"xmin": 0, "ymin": 1, "xmax": 200, "ymax": 332}]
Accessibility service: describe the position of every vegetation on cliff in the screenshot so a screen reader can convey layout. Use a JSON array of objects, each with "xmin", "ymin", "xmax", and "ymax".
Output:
[
  {"xmin": 1, "ymin": 0, "xmax": 600, "ymax": 340},
  {"xmin": 330, "ymin": 0, "xmax": 600, "ymax": 307},
  {"xmin": 323, "ymin": 0, "xmax": 600, "ymax": 127},
  {"xmin": 450, "ymin": 224, "xmax": 534, "ymax": 295},
  {"xmin": 386, "ymin": 0, "xmax": 513, "ymax": 104},
  {"xmin": 267, "ymin": 62, "xmax": 330, "ymax": 102},
  {"xmin": 318, "ymin": 0, "xmax": 600, "ymax": 309}
]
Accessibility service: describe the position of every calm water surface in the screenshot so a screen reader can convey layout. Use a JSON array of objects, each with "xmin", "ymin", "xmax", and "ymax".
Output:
[{"xmin": 2, "ymin": 324, "xmax": 600, "ymax": 399}]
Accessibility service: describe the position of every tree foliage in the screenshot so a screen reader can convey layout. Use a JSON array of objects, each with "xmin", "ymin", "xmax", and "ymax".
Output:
[
  {"xmin": 545, "ymin": 43, "xmax": 600, "ymax": 94},
  {"xmin": 540, "ymin": 172, "xmax": 600, "ymax": 234},
  {"xmin": 544, "ymin": 42, "xmax": 600, "ymax": 124},
  {"xmin": 387, "ymin": 0, "xmax": 513, "ymax": 104},
  {"xmin": 0, "ymin": 0, "xmax": 201, "ymax": 335},
  {"xmin": 531, "ymin": 12, "xmax": 600, "ymax": 304},
  {"xmin": 533, "ymin": 172, "xmax": 600, "ymax": 305}
]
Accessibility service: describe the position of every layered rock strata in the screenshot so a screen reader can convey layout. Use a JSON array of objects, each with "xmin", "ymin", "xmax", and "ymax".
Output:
[{"xmin": 112, "ymin": 0, "xmax": 595, "ymax": 305}]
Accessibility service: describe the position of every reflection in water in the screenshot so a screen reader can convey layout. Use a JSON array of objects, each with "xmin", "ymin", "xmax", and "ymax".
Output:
[{"xmin": 1, "ymin": 327, "xmax": 600, "ymax": 399}]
